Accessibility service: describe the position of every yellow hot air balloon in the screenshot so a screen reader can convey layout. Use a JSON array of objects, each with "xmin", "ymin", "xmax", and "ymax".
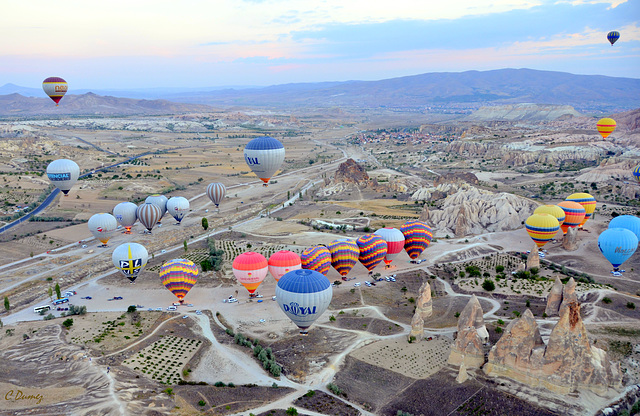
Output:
[
  {"xmin": 565, "ymin": 193, "xmax": 596, "ymax": 227},
  {"xmin": 534, "ymin": 205, "xmax": 565, "ymax": 227},
  {"xmin": 596, "ymin": 118, "xmax": 616, "ymax": 139},
  {"xmin": 525, "ymin": 213, "xmax": 560, "ymax": 248}
]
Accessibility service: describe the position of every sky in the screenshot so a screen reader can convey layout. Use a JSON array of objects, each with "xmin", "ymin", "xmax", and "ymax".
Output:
[{"xmin": 1, "ymin": 0, "xmax": 639, "ymax": 89}]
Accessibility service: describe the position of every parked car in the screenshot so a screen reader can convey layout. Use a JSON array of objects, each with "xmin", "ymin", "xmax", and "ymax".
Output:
[
  {"xmin": 155, "ymin": 307, "xmax": 163, "ymax": 311},
  {"xmin": 195, "ymin": 310, "xmax": 202, "ymax": 315},
  {"xmin": 182, "ymin": 315, "xmax": 189, "ymax": 319},
  {"xmin": 167, "ymin": 306, "xmax": 177, "ymax": 311},
  {"xmin": 187, "ymin": 303, "xmax": 194, "ymax": 307},
  {"xmin": 113, "ymin": 296, "xmax": 123, "ymax": 300},
  {"xmin": 255, "ymin": 294, "xmax": 263, "ymax": 298},
  {"xmin": 81, "ymin": 296, "xmax": 92, "ymax": 300},
  {"xmin": 148, "ymin": 308, "xmax": 154, "ymax": 311},
  {"xmin": 354, "ymin": 282, "xmax": 361, "ymax": 287},
  {"xmin": 272, "ymin": 296, "xmax": 277, "ymax": 301},
  {"xmin": 227, "ymin": 298, "xmax": 238, "ymax": 303}
]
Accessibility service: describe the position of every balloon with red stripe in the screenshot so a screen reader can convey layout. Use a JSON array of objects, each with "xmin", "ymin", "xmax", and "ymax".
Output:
[
  {"xmin": 400, "ymin": 220, "xmax": 433, "ymax": 259},
  {"xmin": 268, "ymin": 250, "xmax": 302, "ymax": 282},
  {"xmin": 356, "ymin": 234, "xmax": 387, "ymax": 272},
  {"xmin": 596, "ymin": 118, "xmax": 616, "ymax": 140},
  {"xmin": 233, "ymin": 252, "xmax": 268, "ymax": 294},
  {"xmin": 533, "ymin": 205, "xmax": 565, "ymax": 227},
  {"xmin": 565, "ymin": 193, "xmax": 596, "ymax": 227},
  {"xmin": 374, "ymin": 227, "xmax": 406, "ymax": 266},
  {"xmin": 159, "ymin": 259, "xmax": 199, "ymax": 302},
  {"xmin": 525, "ymin": 213, "xmax": 560, "ymax": 248},
  {"xmin": 557, "ymin": 201, "xmax": 586, "ymax": 234},
  {"xmin": 327, "ymin": 239, "xmax": 359, "ymax": 277},
  {"xmin": 300, "ymin": 246, "xmax": 331, "ymax": 276},
  {"xmin": 42, "ymin": 77, "xmax": 68, "ymax": 106}
]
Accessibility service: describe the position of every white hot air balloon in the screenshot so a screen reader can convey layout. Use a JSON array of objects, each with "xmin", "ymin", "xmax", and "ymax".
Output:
[
  {"xmin": 275, "ymin": 269, "xmax": 333, "ymax": 335},
  {"xmin": 112, "ymin": 243, "xmax": 148, "ymax": 282},
  {"xmin": 113, "ymin": 202, "xmax": 138, "ymax": 234},
  {"xmin": 136, "ymin": 202, "xmax": 162, "ymax": 233},
  {"xmin": 46, "ymin": 159, "xmax": 80, "ymax": 196},
  {"xmin": 166, "ymin": 196, "xmax": 190, "ymax": 224},
  {"xmin": 145, "ymin": 194, "xmax": 168, "ymax": 222},
  {"xmin": 374, "ymin": 227, "xmax": 406, "ymax": 266},
  {"xmin": 206, "ymin": 183, "xmax": 226, "ymax": 209},
  {"xmin": 243, "ymin": 136, "xmax": 285, "ymax": 186},
  {"xmin": 88, "ymin": 213, "xmax": 118, "ymax": 247}
]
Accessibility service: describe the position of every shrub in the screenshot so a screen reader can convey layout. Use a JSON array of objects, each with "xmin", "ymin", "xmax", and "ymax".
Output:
[
  {"xmin": 482, "ymin": 279, "xmax": 495, "ymax": 292},
  {"xmin": 62, "ymin": 318, "xmax": 74, "ymax": 329},
  {"xmin": 198, "ymin": 400, "xmax": 206, "ymax": 406},
  {"xmin": 327, "ymin": 383, "xmax": 342, "ymax": 395},
  {"xmin": 496, "ymin": 265, "xmax": 504, "ymax": 273},
  {"xmin": 627, "ymin": 302, "xmax": 636, "ymax": 310},
  {"xmin": 603, "ymin": 297, "xmax": 612, "ymax": 304},
  {"xmin": 214, "ymin": 381, "xmax": 226, "ymax": 387},
  {"xmin": 286, "ymin": 408, "xmax": 298, "ymax": 416}
]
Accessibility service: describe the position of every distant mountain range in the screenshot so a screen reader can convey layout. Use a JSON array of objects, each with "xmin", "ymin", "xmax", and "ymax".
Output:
[{"xmin": 1, "ymin": 68, "xmax": 638, "ymax": 115}]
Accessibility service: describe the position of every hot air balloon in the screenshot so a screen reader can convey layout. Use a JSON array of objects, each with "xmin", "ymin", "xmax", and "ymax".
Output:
[
  {"xmin": 400, "ymin": 220, "xmax": 433, "ymax": 260},
  {"xmin": 609, "ymin": 215, "xmax": 640, "ymax": 242},
  {"xmin": 525, "ymin": 213, "xmax": 560, "ymax": 248},
  {"xmin": 159, "ymin": 259, "xmax": 199, "ymax": 303},
  {"xmin": 633, "ymin": 165, "xmax": 640, "ymax": 184},
  {"xmin": 243, "ymin": 136, "xmax": 285, "ymax": 186},
  {"xmin": 356, "ymin": 234, "xmax": 387, "ymax": 273},
  {"xmin": 46, "ymin": 159, "xmax": 80, "ymax": 196},
  {"xmin": 276, "ymin": 269, "xmax": 333, "ymax": 335},
  {"xmin": 300, "ymin": 246, "xmax": 332, "ymax": 276},
  {"xmin": 112, "ymin": 243, "xmax": 148, "ymax": 282},
  {"xmin": 268, "ymin": 250, "xmax": 302, "ymax": 282},
  {"xmin": 565, "ymin": 193, "xmax": 596, "ymax": 227},
  {"xmin": 533, "ymin": 205, "xmax": 565, "ymax": 227},
  {"xmin": 597, "ymin": 118, "xmax": 616, "ymax": 140},
  {"xmin": 327, "ymin": 239, "xmax": 359, "ymax": 278},
  {"xmin": 374, "ymin": 227, "xmax": 406, "ymax": 266},
  {"xmin": 166, "ymin": 196, "xmax": 190, "ymax": 224},
  {"xmin": 136, "ymin": 202, "xmax": 162, "ymax": 233},
  {"xmin": 206, "ymin": 182, "xmax": 226, "ymax": 208},
  {"xmin": 113, "ymin": 202, "xmax": 138, "ymax": 234},
  {"xmin": 233, "ymin": 252, "xmax": 268, "ymax": 295},
  {"xmin": 42, "ymin": 77, "xmax": 68, "ymax": 106},
  {"xmin": 557, "ymin": 201, "xmax": 586, "ymax": 234},
  {"xmin": 88, "ymin": 213, "xmax": 118, "ymax": 246},
  {"xmin": 607, "ymin": 31, "xmax": 620, "ymax": 45},
  {"xmin": 598, "ymin": 228, "xmax": 638, "ymax": 272},
  {"xmin": 145, "ymin": 194, "xmax": 168, "ymax": 223}
]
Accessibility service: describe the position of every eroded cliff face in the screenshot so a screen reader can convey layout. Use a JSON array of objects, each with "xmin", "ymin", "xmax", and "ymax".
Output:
[
  {"xmin": 333, "ymin": 158, "xmax": 370, "ymax": 185},
  {"xmin": 484, "ymin": 302, "xmax": 622, "ymax": 395}
]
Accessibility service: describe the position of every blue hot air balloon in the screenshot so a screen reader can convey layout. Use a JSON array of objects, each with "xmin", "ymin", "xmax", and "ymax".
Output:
[
  {"xmin": 609, "ymin": 215, "xmax": 640, "ymax": 242},
  {"xmin": 243, "ymin": 136, "xmax": 285, "ymax": 186},
  {"xmin": 275, "ymin": 269, "xmax": 333, "ymax": 335},
  {"xmin": 598, "ymin": 228, "xmax": 638, "ymax": 271},
  {"xmin": 607, "ymin": 31, "xmax": 620, "ymax": 46}
]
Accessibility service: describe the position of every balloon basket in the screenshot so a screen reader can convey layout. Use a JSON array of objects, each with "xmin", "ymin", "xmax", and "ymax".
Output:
[{"xmin": 299, "ymin": 330, "xmax": 309, "ymax": 336}]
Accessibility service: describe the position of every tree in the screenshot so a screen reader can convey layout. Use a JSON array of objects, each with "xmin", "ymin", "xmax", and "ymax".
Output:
[
  {"xmin": 55, "ymin": 283, "xmax": 61, "ymax": 299},
  {"xmin": 202, "ymin": 217, "xmax": 209, "ymax": 230},
  {"xmin": 183, "ymin": 240, "xmax": 188, "ymax": 252},
  {"xmin": 496, "ymin": 265, "xmax": 504, "ymax": 273},
  {"xmin": 48, "ymin": 287, "xmax": 53, "ymax": 300},
  {"xmin": 286, "ymin": 407, "xmax": 298, "ymax": 416},
  {"xmin": 482, "ymin": 279, "xmax": 495, "ymax": 292},
  {"xmin": 62, "ymin": 318, "xmax": 74, "ymax": 329},
  {"xmin": 3, "ymin": 296, "xmax": 9, "ymax": 311}
]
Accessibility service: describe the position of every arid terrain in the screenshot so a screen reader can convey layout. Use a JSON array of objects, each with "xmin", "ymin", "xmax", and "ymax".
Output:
[{"xmin": 0, "ymin": 106, "xmax": 639, "ymax": 416}]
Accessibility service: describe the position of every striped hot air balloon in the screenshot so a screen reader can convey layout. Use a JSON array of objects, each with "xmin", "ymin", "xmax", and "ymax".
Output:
[
  {"xmin": 113, "ymin": 202, "xmax": 138, "ymax": 233},
  {"xmin": 633, "ymin": 165, "xmax": 640, "ymax": 184},
  {"xmin": 374, "ymin": 227, "xmax": 406, "ymax": 266},
  {"xmin": 533, "ymin": 205, "xmax": 565, "ymax": 227},
  {"xmin": 300, "ymin": 246, "xmax": 331, "ymax": 276},
  {"xmin": 327, "ymin": 239, "xmax": 359, "ymax": 277},
  {"xmin": 145, "ymin": 194, "xmax": 168, "ymax": 222},
  {"xmin": 596, "ymin": 118, "xmax": 616, "ymax": 140},
  {"xmin": 607, "ymin": 31, "xmax": 620, "ymax": 45},
  {"xmin": 42, "ymin": 77, "xmax": 68, "ymax": 106},
  {"xmin": 243, "ymin": 136, "xmax": 285, "ymax": 186},
  {"xmin": 400, "ymin": 220, "xmax": 433, "ymax": 260},
  {"xmin": 268, "ymin": 250, "xmax": 302, "ymax": 282},
  {"xmin": 525, "ymin": 213, "xmax": 560, "ymax": 248},
  {"xmin": 565, "ymin": 193, "xmax": 596, "ymax": 227},
  {"xmin": 232, "ymin": 252, "xmax": 268, "ymax": 295},
  {"xmin": 206, "ymin": 182, "xmax": 226, "ymax": 208},
  {"xmin": 88, "ymin": 213, "xmax": 118, "ymax": 246},
  {"xmin": 159, "ymin": 259, "xmax": 199, "ymax": 302},
  {"xmin": 136, "ymin": 202, "xmax": 162, "ymax": 233},
  {"xmin": 112, "ymin": 243, "xmax": 148, "ymax": 283},
  {"xmin": 276, "ymin": 269, "xmax": 333, "ymax": 335},
  {"xmin": 557, "ymin": 201, "xmax": 586, "ymax": 234},
  {"xmin": 356, "ymin": 234, "xmax": 387, "ymax": 272}
]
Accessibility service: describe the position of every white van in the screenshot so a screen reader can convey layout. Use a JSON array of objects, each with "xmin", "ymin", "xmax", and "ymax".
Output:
[{"xmin": 167, "ymin": 306, "xmax": 177, "ymax": 311}]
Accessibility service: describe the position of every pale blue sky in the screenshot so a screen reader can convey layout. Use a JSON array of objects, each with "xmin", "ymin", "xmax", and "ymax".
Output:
[{"xmin": 1, "ymin": 0, "xmax": 638, "ymax": 89}]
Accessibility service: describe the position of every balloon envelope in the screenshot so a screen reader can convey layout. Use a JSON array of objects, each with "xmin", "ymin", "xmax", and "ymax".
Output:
[
  {"xmin": 159, "ymin": 259, "xmax": 199, "ymax": 301},
  {"xmin": 42, "ymin": 77, "xmax": 68, "ymax": 105},
  {"xmin": 112, "ymin": 243, "xmax": 148, "ymax": 282},
  {"xmin": 46, "ymin": 159, "xmax": 80, "ymax": 195},
  {"xmin": 243, "ymin": 136, "xmax": 285, "ymax": 185},
  {"xmin": 145, "ymin": 195, "xmax": 168, "ymax": 219},
  {"xmin": 300, "ymin": 246, "xmax": 331, "ymax": 276},
  {"xmin": 356, "ymin": 234, "xmax": 387, "ymax": 271},
  {"xmin": 598, "ymin": 228, "xmax": 638, "ymax": 269},
  {"xmin": 327, "ymin": 239, "xmax": 359, "ymax": 277},
  {"xmin": 374, "ymin": 227, "xmax": 406, "ymax": 265},
  {"xmin": 400, "ymin": 221, "xmax": 433, "ymax": 259},
  {"xmin": 597, "ymin": 118, "xmax": 616, "ymax": 139},
  {"xmin": 525, "ymin": 213, "xmax": 560, "ymax": 248},
  {"xmin": 268, "ymin": 250, "xmax": 302, "ymax": 282},
  {"xmin": 557, "ymin": 201, "xmax": 586, "ymax": 234},
  {"xmin": 607, "ymin": 31, "xmax": 620, "ymax": 45},
  {"xmin": 276, "ymin": 269, "xmax": 333, "ymax": 332},
  {"xmin": 166, "ymin": 196, "xmax": 190, "ymax": 223},
  {"xmin": 633, "ymin": 165, "xmax": 640, "ymax": 184},
  {"xmin": 534, "ymin": 205, "xmax": 565, "ymax": 226},
  {"xmin": 233, "ymin": 252, "xmax": 268, "ymax": 294},
  {"xmin": 609, "ymin": 215, "xmax": 640, "ymax": 242},
  {"xmin": 565, "ymin": 193, "xmax": 596, "ymax": 227},
  {"xmin": 206, "ymin": 183, "xmax": 226, "ymax": 207},
  {"xmin": 88, "ymin": 213, "xmax": 118, "ymax": 245},
  {"xmin": 136, "ymin": 202, "xmax": 162, "ymax": 232},
  {"xmin": 113, "ymin": 202, "xmax": 138, "ymax": 233}
]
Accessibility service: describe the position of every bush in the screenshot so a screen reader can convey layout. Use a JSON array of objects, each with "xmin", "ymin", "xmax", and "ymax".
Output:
[
  {"xmin": 43, "ymin": 313, "xmax": 55, "ymax": 321},
  {"xmin": 127, "ymin": 305, "xmax": 137, "ymax": 313},
  {"xmin": 327, "ymin": 383, "xmax": 342, "ymax": 395},
  {"xmin": 62, "ymin": 318, "xmax": 74, "ymax": 329},
  {"xmin": 627, "ymin": 302, "xmax": 636, "ymax": 310},
  {"xmin": 286, "ymin": 408, "xmax": 298, "ymax": 416},
  {"xmin": 603, "ymin": 297, "xmax": 612, "ymax": 304},
  {"xmin": 495, "ymin": 265, "xmax": 504, "ymax": 273},
  {"xmin": 482, "ymin": 279, "xmax": 495, "ymax": 292},
  {"xmin": 198, "ymin": 400, "xmax": 206, "ymax": 406},
  {"xmin": 214, "ymin": 381, "xmax": 226, "ymax": 387}
]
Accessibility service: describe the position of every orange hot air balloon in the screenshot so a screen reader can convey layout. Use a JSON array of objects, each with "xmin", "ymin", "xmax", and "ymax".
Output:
[
  {"xmin": 596, "ymin": 118, "xmax": 616, "ymax": 140},
  {"xmin": 557, "ymin": 201, "xmax": 586, "ymax": 234},
  {"xmin": 565, "ymin": 193, "xmax": 596, "ymax": 227},
  {"xmin": 232, "ymin": 252, "xmax": 268, "ymax": 295}
]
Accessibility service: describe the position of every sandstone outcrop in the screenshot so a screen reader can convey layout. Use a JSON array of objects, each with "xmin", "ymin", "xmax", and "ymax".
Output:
[
  {"xmin": 434, "ymin": 172, "xmax": 479, "ymax": 187},
  {"xmin": 562, "ymin": 226, "xmax": 579, "ymax": 251},
  {"xmin": 484, "ymin": 302, "xmax": 622, "ymax": 394},
  {"xmin": 456, "ymin": 362, "xmax": 469, "ymax": 384},
  {"xmin": 545, "ymin": 275, "xmax": 564, "ymax": 316},
  {"xmin": 559, "ymin": 277, "xmax": 578, "ymax": 315},
  {"xmin": 416, "ymin": 281, "xmax": 433, "ymax": 320},
  {"xmin": 467, "ymin": 104, "xmax": 581, "ymax": 122},
  {"xmin": 333, "ymin": 158, "xmax": 369, "ymax": 186},
  {"xmin": 526, "ymin": 245, "xmax": 540, "ymax": 270},
  {"xmin": 448, "ymin": 295, "xmax": 488, "ymax": 368},
  {"xmin": 409, "ymin": 312, "xmax": 424, "ymax": 341}
]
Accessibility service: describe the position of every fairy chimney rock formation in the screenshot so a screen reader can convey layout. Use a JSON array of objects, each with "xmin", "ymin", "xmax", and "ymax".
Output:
[
  {"xmin": 545, "ymin": 275, "xmax": 564, "ymax": 316},
  {"xmin": 562, "ymin": 226, "xmax": 579, "ymax": 251},
  {"xmin": 559, "ymin": 277, "xmax": 578, "ymax": 315},
  {"xmin": 334, "ymin": 159, "xmax": 369, "ymax": 186},
  {"xmin": 485, "ymin": 309, "xmax": 545, "ymax": 371},
  {"xmin": 448, "ymin": 295, "xmax": 487, "ymax": 368},
  {"xmin": 416, "ymin": 281, "xmax": 433, "ymax": 320},
  {"xmin": 526, "ymin": 245, "xmax": 540, "ymax": 270},
  {"xmin": 419, "ymin": 204, "xmax": 430, "ymax": 222},
  {"xmin": 409, "ymin": 312, "xmax": 424, "ymax": 341},
  {"xmin": 455, "ymin": 204, "xmax": 469, "ymax": 237},
  {"xmin": 456, "ymin": 362, "xmax": 469, "ymax": 384}
]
